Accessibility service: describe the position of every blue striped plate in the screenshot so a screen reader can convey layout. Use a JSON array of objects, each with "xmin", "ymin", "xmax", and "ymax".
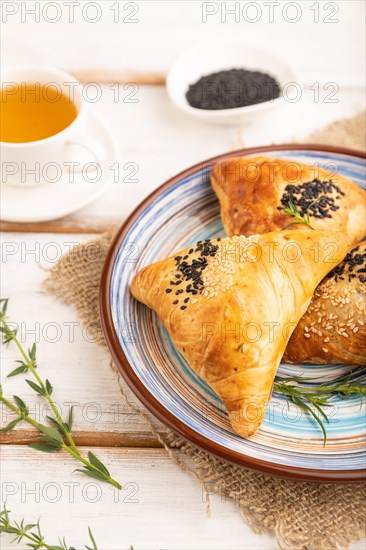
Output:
[{"xmin": 100, "ymin": 145, "xmax": 366, "ymax": 481}]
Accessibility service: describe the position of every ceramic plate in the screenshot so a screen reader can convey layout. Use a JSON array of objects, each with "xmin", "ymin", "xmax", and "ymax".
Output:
[{"xmin": 100, "ymin": 144, "xmax": 366, "ymax": 482}]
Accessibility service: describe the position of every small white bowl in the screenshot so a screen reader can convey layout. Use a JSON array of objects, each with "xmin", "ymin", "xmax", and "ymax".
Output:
[{"xmin": 167, "ymin": 40, "xmax": 299, "ymax": 125}]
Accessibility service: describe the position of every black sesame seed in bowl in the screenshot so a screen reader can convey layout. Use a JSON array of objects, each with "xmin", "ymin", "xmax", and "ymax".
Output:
[
  {"xmin": 166, "ymin": 40, "xmax": 299, "ymax": 125},
  {"xmin": 186, "ymin": 69, "xmax": 281, "ymax": 111}
]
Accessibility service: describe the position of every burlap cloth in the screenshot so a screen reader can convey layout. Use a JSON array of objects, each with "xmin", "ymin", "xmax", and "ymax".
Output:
[{"xmin": 45, "ymin": 112, "xmax": 366, "ymax": 550}]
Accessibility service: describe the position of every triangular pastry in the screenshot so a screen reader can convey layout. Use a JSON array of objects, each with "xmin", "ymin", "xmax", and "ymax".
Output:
[
  {"xmin": 211, "ymin": 155, "xmax": 366, "ymax": 244},
  {"xmin": 131, "ymin": 229, "xmax": 350, "ymax": 437},
  {"xmin": 284, "ymin": 241, "xmax": 366, "ymax": 364}
]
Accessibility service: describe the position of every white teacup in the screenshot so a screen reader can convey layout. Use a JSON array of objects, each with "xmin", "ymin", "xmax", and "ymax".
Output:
[{"xmin": 0, "ymin": 65, "xmax": 105, "ymax": 186}]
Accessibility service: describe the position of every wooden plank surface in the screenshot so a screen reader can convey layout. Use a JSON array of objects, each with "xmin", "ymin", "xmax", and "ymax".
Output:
[
  {"xmin": 0, "ymin": 428, "xmax": 162, "ymax": 448},
  {"xmin": 73, "ymin": 69, "xmax": 166, "ymax": 85},
  {"xmin": 0, "ymin": 445, "xmax": 280, "ymax": 550},
  {"xmin": 1, "ymin": 445, "xmax": 365, "ymax": 550},
  {"xmin": 1, "ymin": 2, "xmax": 366, "ymax": 549},
  {"xmin": 2, "ymin": 2, "xmax": 365, "ymax": 86},
  {"xmin": 0, "ymin": 219, "xmax": 118, "ymax": 234}
]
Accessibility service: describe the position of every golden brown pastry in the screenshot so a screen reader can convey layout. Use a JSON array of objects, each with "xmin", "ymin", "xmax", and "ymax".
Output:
[
  {"xmin": 131, "ymin": 229, "xmax": 350, "ymax": 438},
  {"xmin": 211, "ymin": 155, "xmax": 366, "ymax": 244},
  {"xmin": 284, "ymin": 241, "xmax": 366, "ymax": 364}
]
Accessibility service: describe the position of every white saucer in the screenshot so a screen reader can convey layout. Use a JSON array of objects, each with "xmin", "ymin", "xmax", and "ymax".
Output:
[{"xmin": 0, "ymin": 110, "xmax": 118, "ymax": 223}]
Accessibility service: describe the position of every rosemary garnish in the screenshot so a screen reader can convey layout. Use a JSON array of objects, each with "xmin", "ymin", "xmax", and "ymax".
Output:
[
  {"xmin": 274, "ymin": 373, "xmax": 366, "ymax": 443},
  {"xmin": 0, "ymin": 299, "xmax": 122, "ymax": 490},
  {"xmin": 0, "ymin": 506, "xmax": 98, "ymax": 549},
  {"xmin": 281, "ymin": 197, "xmax": 314, "ymax": 229}
]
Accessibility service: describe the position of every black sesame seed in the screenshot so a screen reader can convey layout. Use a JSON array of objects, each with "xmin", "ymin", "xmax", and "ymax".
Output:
[
  {"xmin": 279, "ymin": 179, "xmax": 344, "ymax": 220},
  {"xmin": 184, "ymin": 297, "xmax": 189, "ymax": 303},
  {"xmin": 166, "ymin": 289, "xmax": 172, "ymax": 293},
  {"xmin": 173, "ymin": 300, "xmax": 179, "ymax": 305},
  {"xmin": 180, "ymin": 306, "xmax": 187, "ymax": 310},
  {"xmin": 172, "ymin": 239, "xmax": 219, "ymax": 297},
  {"xmin": 328, "ymin": 245, "xmax": 366, "ymax": 283},
  {"xmin": 186, "ymin": 69, "xmax": 281, "ymax": 110}
]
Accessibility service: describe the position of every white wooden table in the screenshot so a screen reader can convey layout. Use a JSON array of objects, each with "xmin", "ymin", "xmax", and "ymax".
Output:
[{"xmin": 1, "ymin": 2, "xmax": 365, "ymax": 548}]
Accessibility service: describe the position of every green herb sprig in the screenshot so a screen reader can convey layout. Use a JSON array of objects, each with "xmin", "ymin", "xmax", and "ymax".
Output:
[
  {"xmin": 0, "ymin": 299, "xmax": 121, "ymax": 490},
  {"xmin": 281, "ymin": 198, "xmax": 314, "ymax": 230},
  {"xmin": 0, "ymin": 506, "xmax": 98, "ymax": 550},
  {"xmin": 274, "ymin": 373, "xmax": 366, "ymax": 443}
]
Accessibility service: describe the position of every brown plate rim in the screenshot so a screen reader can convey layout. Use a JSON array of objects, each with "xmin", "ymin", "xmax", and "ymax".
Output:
[{"xmin": 100, "ymin": 143, "xmax": 366, "ymax": 483}]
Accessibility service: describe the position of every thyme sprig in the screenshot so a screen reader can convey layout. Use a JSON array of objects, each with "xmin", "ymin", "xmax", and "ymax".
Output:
[
  {"xmin": 0, "ymin": 299, "xmax": 121, "ymax": 490},
  {"xmin": 274, "ymin": 373, "xmax": 366, "ymax": 443},
  {"xmin": 281, "ymin": 197, "xmax": 314, "ymax": 229},
  {"xmin": 0, "ymin": 506, "xmax": 98, "ymax": 550}
]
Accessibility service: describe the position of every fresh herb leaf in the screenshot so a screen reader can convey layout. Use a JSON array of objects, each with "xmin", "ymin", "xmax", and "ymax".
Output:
[
  {"xmin": 0, "ymin": 526, "xmax": 20, "ymax": 534},
  {"xmin": 88, "ymin": 451, "xmax": 110, "ymax": 476},
  {"xmin": 38, "ymin": 425, "xmax": 64, "ymax": 445},
  {"xmin": 0, "ymin": 507, "xmax": 100, "ymax": 549},
  {"xmin": 13, "ymin": 396, "xmax": 28, "ymax": 414},
  {"xmin": 0, "ymin": 417, "xmax": 21, "ymax": 433},
  {"xmin": 46, "ymin": 416, "xmax": 67, "ymax": 435},
  {"xmin": 28, "ymin": 442, "xmax": 62, "ymax": 453},
  {"xmin": 75, "ymin": 468, "xmax": 110, "ymax": 482},
  {"xmin": 25, "ymin": 379, "xmax": 45, "ymax": 396},
  {"xmin": 281, "ymin": 197, "xmax": 313, "ymax": 229},
  {"xmin": 273, "ymin": 371, "xmax": 366, "ymax": 443},
  {"xmin": 29, "ymin": 342, "xmax": 37, "ymax": 362},
  {"xmin": 0, "ymin": 298, "xmax": 9, "ymax": 319},
  {"xmin": 7, "ymin": 363, "xmax": 28, "ymax": 378},
  {"xmin": 67, "ymin": 406, "xmax": 74, "ymax": 431},
  {"xmin": 45, "ymin": 379, "xmax": 53, "ymax": 395},
  {"xmin": 0, "ymin": 299, "xmax": 122, "ymax": 490},
  {"xmin": 87, "ymin": 527, "xmax": 98, "ymax": 550}
]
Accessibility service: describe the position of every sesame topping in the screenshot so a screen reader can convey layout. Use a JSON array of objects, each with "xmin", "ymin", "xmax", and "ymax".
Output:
[
  {"xmin": 166, "ymin": 235, "xmax": 259, "ymax": 309},
  {"xmin": 279, "ymin": 178, "xmax": 345, "ymax": 219},
  {"xmin": 301, "ymin": 242, "xmax": 366, "ymax": 344},
  {"xmin": 328, "ymin": 244, "xmax": 366, "ymax": 283}
]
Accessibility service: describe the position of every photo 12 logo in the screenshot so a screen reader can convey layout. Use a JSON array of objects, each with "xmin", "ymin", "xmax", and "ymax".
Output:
[
  {"xmin": 1, "ymin": 1, "xmax": 140, "ymax": 24},
  {"xmin": 201, "ymin": 1, "xmax": 340, "ymax": 24}
]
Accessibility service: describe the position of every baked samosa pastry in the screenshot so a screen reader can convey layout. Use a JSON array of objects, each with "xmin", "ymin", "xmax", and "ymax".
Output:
[
  {"xmin": 211, "ymin": 155, "xmax": 366, "ymax": 244},
  {"xmin": 131, "ymin": 229, "xmax": 350, "ymax": 438},
  {"xmin": 284, "ymin": 241, "xmax": 366, "ymax": 364}
]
